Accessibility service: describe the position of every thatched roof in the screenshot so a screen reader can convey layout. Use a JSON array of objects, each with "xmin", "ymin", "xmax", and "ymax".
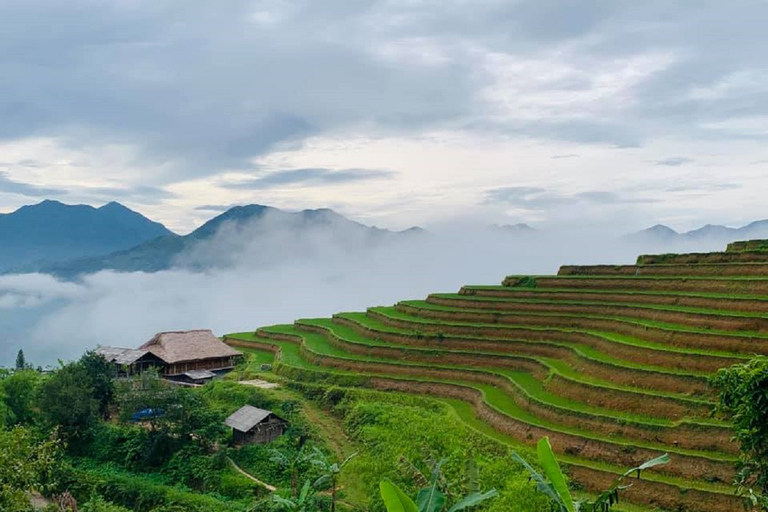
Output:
[
  {"xmin": 225, "ymin": 405, "xmax": 283, "ymax": 433},
  {"xmin": 95, "ymin": 346, "xmax": 150, "ymax": 365},
  {"xmin": 139, "ymin": 330, "xmax": 242, "ymax": 364}
]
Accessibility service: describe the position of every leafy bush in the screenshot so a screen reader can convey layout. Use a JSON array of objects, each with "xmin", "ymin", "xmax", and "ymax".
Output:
[{"xmin": 711, "ymin": 356, "xmax": 768, "ymax": 509}]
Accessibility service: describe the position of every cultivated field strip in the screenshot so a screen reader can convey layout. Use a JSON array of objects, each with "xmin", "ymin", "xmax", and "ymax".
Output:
[
  {"xmin": 225, "ymin": 240, "xmax": 768, "ymax": 511},
  {"xmin": 503, "ymin": 275, "xmax": 768, "ymax": 295},
  {"xmin": 727, "ymin": 240, "xmax": 768, "ymax": 251},
  {"xmin": 637, "ymin": 251, "xmax": 768, "ymax": 265},
  {"xmin": 459, "ymin": 286, "xmax": 768, "ymax": 314},
  {"xmin": 559, "ymin": 262, "xmax": 768, "ymax": 277}
]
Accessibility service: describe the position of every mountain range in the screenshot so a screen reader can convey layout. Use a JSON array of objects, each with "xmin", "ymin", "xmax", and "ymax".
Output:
[
  {"xmin": 2, "ymin": 201, "xmax": 422, "ymax": 278},
  {"xmin": 3, "ymin": 200, "xmax": 768, "ymax": 278},
  {"xmin": 0, "ymin": 200, "xmax": 172, "ymax": 271},
  {"xmin": 626, "ymin": 221, "xmax": 768, "ymax": 245}
]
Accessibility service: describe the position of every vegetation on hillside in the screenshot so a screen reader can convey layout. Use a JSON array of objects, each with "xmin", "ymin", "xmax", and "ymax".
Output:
[
  {"xmin": 712, "ymin": 355, "xmax": 768, "ymax": 509},
  {"xmin": 5, "ymin": 239, "xmax": 768, "ymax": 511}
]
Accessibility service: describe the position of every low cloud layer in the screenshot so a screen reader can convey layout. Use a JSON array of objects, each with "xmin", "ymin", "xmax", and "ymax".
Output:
[{"xmin": 0, "ymin": 214, "xmax": 733, "ymax": 367}]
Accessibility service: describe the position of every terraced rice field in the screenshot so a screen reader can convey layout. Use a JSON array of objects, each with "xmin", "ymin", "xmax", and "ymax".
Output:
[{"xmin": 225, "ymin": 240, "xmax": 768, "ymax": 512}]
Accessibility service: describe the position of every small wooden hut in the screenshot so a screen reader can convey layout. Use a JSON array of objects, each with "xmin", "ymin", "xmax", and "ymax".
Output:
[{"xmin": 225, "ymin": 405, "xmax": 287, "ymax": 445}]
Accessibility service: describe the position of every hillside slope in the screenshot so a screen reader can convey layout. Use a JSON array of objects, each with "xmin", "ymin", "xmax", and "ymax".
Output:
[
  {"xmin": 0, "ymin": 200, "xmax": 173, "ymax": 271},
  {"xmin": 226, "ymin": 240, "xmax": 768, "ymax": 512},
  {"xmin": 31, "ymin": 204, "xmax": 423, "ymax": 277}
]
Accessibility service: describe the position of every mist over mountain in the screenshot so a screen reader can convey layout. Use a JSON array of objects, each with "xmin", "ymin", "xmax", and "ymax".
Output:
[
  {"xmin": 4, "ymin": 199, "xmax": 768, "ymax": 366},
  {"xmin": 6, "ymin": 198, "xmax": 768, "ymax": 280},
  {"xmin": 626, "ymin": 220, "xmax": 768, "ymax": 247},
  {"xmin": 0, "ymin": 200, "xmax": 173, "ymax": 272},
  {"xmin": 17, "ymin": 204, "xmax": 423, "ymax": 278}
]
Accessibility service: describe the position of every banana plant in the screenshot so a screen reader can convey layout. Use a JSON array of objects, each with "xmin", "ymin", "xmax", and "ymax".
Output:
[
  {"xmin": 310, "ymin": 448, "xmax": 358, "ymax": 512},
  {"xmin": 512, "ymin": 437, "xmax": 670, "ymax": 512},
  {"xmin": 270, "ymin": 479, "xmax": 319, "ymax": 512},
  {"xmin": 379, "ymin": 459, "xmax": 498, "ymax": 512},
  {"xmin": 270, "ymin": 444, "xmax": 326, "ymax": 497}
]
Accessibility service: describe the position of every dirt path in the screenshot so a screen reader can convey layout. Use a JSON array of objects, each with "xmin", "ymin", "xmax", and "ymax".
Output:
[
  {"xmin": 298, "ymin": 399, "xmax": 356, "ymax": 461},
  {"xmin": 227, "ymin": 457, "xmax": 277, "ymax": 492},
  {"xmin": 233, "ymin": 380, "xmax": 364, "ymax": 507},
  {"xmin": 239, "ymin": 379, "xmax": 281, "ymax": 389}
]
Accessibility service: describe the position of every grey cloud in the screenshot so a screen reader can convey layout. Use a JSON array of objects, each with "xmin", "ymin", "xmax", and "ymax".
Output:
[
  {"xmin": 87, "ymin": 185, "xmax": 176, "ymax": 199},
  {"xmin": 654, "ymin": 157, "xmax": 693, "ymax": 167},
  {"xmin": 0, "ymin": 172, "xmax": 67, "ymax": 197},
  {"xmin": 0, "ymin": 1, "xmax": 474, "ymax": 182},
  {"xmin": 0, "ymin": 0, "xmax": 767, "ymax": 184},
  {"xmin": 665, "ymin": 182, "xmax": 742, "ymax": 193},
  {"xmin": 551, "ymin": 154, "xmax": 580, "ymax": 159},
  {"xmin": 220, "ymin": 168, "xmax": 396, "ymax": 190},
  {"xmin": 194, "ymin": 205, "xmax": 236, "ymax": 213},
  {"xmin": 576, "ymin": 191, "xmax": 658, "ymax": 204},
  {"xmin": 75, "ymin": 185, "xmax": 177, "ymax": 205},
  {"xmin": 485, "ymin": 186, "xmax": 658, "ymax": 209},
  {"xmin": 484, "ymin": 187, "xmax": 578, "ymax": 209}
]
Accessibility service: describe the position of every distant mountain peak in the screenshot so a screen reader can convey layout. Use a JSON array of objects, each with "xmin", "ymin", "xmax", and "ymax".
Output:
[
  {"xmin": 626, "ymin": 219, "xmax": 768, "ymax": 245},
  {"xmin": 14, "ymin": 199, "xmax": 70, "ymax": 213},
  {"xmin": 492, "ymin": 223, "xmax": 536, "ymax": 233},
  {"xmin": 0, "ymin": 200, "xmax": 173, "ymax": 272},
  {"xmin": 99, "ymin": 201, "xmax": 130, "ymax": 211},
  {"xmin": 646, "ymin": 224, "xmax": 677, "ymax": 234}
]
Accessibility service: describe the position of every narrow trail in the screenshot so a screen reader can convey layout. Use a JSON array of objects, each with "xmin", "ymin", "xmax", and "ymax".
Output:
[{"xmin": 227, "ymin": 457, "xmax": 277, "ymax": 492}]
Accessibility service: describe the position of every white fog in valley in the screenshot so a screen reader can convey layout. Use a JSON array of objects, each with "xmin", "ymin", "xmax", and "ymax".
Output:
[{"xmin": 0, "ymin": 214, "xmax": 729, "ymax": 367}]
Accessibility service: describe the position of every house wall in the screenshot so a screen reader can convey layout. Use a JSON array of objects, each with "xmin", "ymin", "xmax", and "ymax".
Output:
[
  {"xmin": 164, "ymin": 355, "xmax": 241, "ymax": 376},
  {"xmin": 114, "ymin": 355, "xmax": 164, "ymax": 377},
  {"xmin": 233, "ymin": 418, "xmax": 286, "ymax": 446}
]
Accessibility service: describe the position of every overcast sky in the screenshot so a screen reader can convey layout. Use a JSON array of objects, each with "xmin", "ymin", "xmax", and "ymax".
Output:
[{"xmin": 2, "ymin": 0, "xmax": 768, "ymax": 234}]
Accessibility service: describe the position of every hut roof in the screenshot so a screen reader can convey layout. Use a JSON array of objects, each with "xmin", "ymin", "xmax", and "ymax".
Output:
[
  {"xmin": 139, "ymin": 330, "xmax": 241, "ymax": 364},
  {"xmin": 225, "ymin": 405, "xmax": 282, "ymax": 433},
  {"xmin": 95, "ymin": 346, "xmax": 150, "ymax": 365}
]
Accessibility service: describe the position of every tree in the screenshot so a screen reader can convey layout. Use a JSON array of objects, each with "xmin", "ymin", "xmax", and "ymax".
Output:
[
  {"xmin": 37, "ymin": 360, "xmax": 99, "ymax": 448},
  {"xmin": 36, "ymin": 351, "xmax": 117, "ymax": 447},
  {"xmin": 711, "ymin": 355, "xmax": 768, "ymax": 509},
  {"xmin": 379, "ymin": 459, "xmax": 498, "ymax": 512},
  {"xmin": 15, "ymin": 349, "xmax": 27, "ymax": 371},
  {"xmin": 0, "ymin": 426, "xmax": 60, "ymax": 511},
  {"xmin": 114, "ymin": 371, "xmax": 225, "ymax": 468},
  {"xmin": 512, "ymin": 437, "xmax": 669, "ymax": 512},
  {"xmin": 79, "ymin": 350, "xmax": 116, "ymax": 419},
  {"xmin": 2, "ymin": 369, "xmax": 42, "ymax": 425}
]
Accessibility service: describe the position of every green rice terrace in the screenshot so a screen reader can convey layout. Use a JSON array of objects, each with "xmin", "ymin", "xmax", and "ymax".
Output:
[{"xmin": 225, "ymin": 240, "xmax": 768, "ymax": 512}]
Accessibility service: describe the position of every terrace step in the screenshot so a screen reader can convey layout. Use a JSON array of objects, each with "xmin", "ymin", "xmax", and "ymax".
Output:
[
  {"xmin": 365, "ymin": 307, "xmax": 715, "ymax": 396},
  {"xmin": 427, "ymin": 293, "xmax": 768, "ymax": 332},
  {"xmin": 727, "ymin": 239, "xmax": 768, "ymax": 252},
  {"xmin": 294, "ymin": 319, "xmax": 734, "ymax": 454},
  {"xmin": 334, "ymin": 313, "xmax": 717, "ymax": 418},
  {"xmin": 242, "ymin": 327, "xmax": 739, "ymax": 511},
  {"xmin": 266, "ymin": 324, "xmax": 736, "ymax": 481},
  {"xmin": 230, "ymin": 331, "xmax": 741, "ymax": 512},
  {"xmin": 503, "ymin": 274, "xmax": 768, "ymax": 295},
  {"xmin": 395, "ymin": 301, "xmax": 765, "ymax": 361},
  {"xmin": 460, "ymin": 286, "xmax": 768, "ymax": 314},
  {"xmin": 637, "ymin": 251, "xmax": 768, "ymax": 265},
  {"xmin": 559, "ymin": 263, "xmax": 768, "ymax": 277}
]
